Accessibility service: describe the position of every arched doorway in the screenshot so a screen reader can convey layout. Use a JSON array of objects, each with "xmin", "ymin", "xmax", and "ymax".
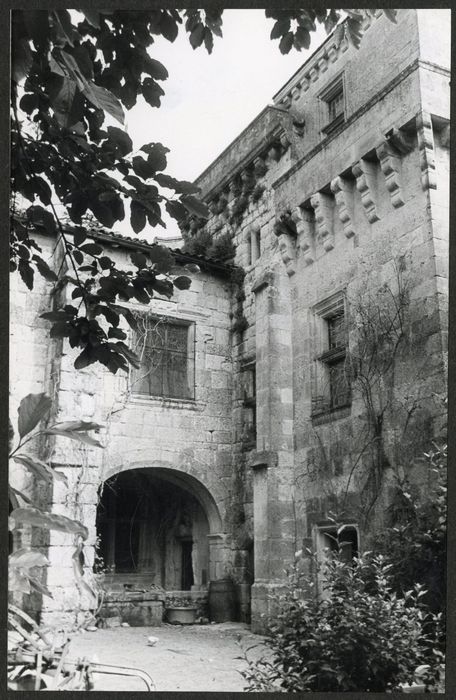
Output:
[{"xmin": 96, "ymin": 467, "xmax": 222, "ymax": 591}]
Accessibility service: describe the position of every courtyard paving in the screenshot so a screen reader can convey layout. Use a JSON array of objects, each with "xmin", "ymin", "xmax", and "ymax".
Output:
[{"xmin": 68, "ymin": 622, "xmax": 268, "ymax": 692}]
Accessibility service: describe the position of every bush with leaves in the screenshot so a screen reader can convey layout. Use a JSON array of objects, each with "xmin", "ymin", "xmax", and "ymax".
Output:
[
  {"xmin": 11, "ymin": 9, "xmax": 395, "ymax": 375},
  {"xmin": 241, "ymin": 549, "xmax": 443, "ymax": 693},
  {"xmin": 375, "ymin": 443, "xmax": 447, "ymax": 615},
  {"xmin": 8, "ymin": 393, "xmax": 104, "ymax": 688}
]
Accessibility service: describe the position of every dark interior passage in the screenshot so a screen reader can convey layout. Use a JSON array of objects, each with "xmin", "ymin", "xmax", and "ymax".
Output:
[{"xmin": 96, "ymin": 469, "xmax": 210, "ymax": 590}]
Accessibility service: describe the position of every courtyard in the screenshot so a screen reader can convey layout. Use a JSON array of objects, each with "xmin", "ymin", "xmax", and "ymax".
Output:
[{"xmin": 68, "ymin": 622, "xmax": 265, "ymax": 692}]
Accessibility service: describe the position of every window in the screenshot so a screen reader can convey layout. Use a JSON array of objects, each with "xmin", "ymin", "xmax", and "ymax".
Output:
[
  {"xmin": 316, "ymin": 524, "xmax": 359, "ymax": 563},
  {"xmin": 320, "ymin": 77, "xmax": 345, "ymax": 134},
  {"xmin": 248, "ymin": 225, "xmax": 261, "ymax": 265},
  {"xmin": 312, "ymin": 294, "xmax": 351, "ymax": 417},
  {"xmin": 131, "ymin": 317, "xmax": 195, "ymax": 399},
  {"xmin": 241, "ymin": 360, "xmax": 256, "ymax": 446},
  {"xmin": 325, "ymin": 310, "xmax": 351, "ymax": 409},
  {"xmin": 327, "ymin": 88, "xmax": 344, "ymax": 122},
  {"xmin": 315, "ymin": 523, "xmax": 359, "ymax": 597}
]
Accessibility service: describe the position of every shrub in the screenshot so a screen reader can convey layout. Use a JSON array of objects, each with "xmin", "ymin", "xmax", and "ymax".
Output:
[
  {"xmin": 242, "ymin": 551, "xmax": 443, "ymax": 693},
  {"xmin": 375, "ymin": 443, "xmax": 447, "ymax": 615}
]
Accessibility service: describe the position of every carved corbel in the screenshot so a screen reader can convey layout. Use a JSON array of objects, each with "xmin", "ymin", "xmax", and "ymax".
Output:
[
  {"xmin": 376, "ymin": 141, "xmax": 405, "ymax": 208},
  {"xmin": 267, "ymin": 142, "xmax": 282, "ymax": 162},
  {"xmin": 384, "ymin": 127, "xmax": 414, "ymax": 155},
  {"xmin": 273, "ymin": 212, "xmax": 297, "ymax": 276},
  {"xmin": 291, "ymin": 85, "xmax": 301, "ymax": 101},
  {"xmin": 309, "ymin": 66, "xmax": 319, "ymax": 83},
  {"xmin": 352, "ymin": 159, "xmax": 380, "ymax": 223},
  {"xmin": 440, "ymin": 124, "xmax": 450, "ymax": 149},
  {"xmin": 209, "ymin": 197, "xmax": 219, "ymax": 216},
  {"xmin": 241, "ymin": 168, "xmax": 255, "ymax": 195},
  {"xmin": 277, "ymin": 233, "xmax": 297, "ymax": 276},
  {"xmin": 339, "ymin": 35, "xmax": 349, "ymax": 52},
  {"xmin": 253, "ymin": 156, "xmax": 267, "ymax": 178},
  {"xmin": 280, "ymin": 133, "xmax": 291, "ymax": 152},
  {"xmin": 416, "ymin": 111, "xmax": 436, "ymax": 190},
  {"xmin": 301, "ymin": 76, "xmax": 310, "ymax": 92},
  {"xmin": 291, "ymin": 206, "xmax": 315, "ymax": 265},
  {"xmin": 318, "ymin": 57, "xmax": 328, "ymax": 73},
  {"xmin": 310, "ymin": 192, "xmax": 335, "ymax": 252},
  {"xmin": 327, "ymin": 44, "xmax": 339, "ymax": 63},
  {"xmin": 330, "ymin": 176, "xmax": 355, "ymax": 237}
]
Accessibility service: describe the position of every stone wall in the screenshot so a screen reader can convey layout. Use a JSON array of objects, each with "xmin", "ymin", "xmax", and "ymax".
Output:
[
  {"xmin": 177, "ymin": 8, "xmax": 449, "ymax": 632},
  {"xmin": 9, "ymin": 9, "xmax": 449, "ymax": 634}
]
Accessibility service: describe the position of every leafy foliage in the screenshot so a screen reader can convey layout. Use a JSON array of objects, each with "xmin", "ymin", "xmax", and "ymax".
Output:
[
  {"xmin": 266, "ymin": 8, "xmax": 396, "ymax": 53},
  {"xmin": 374, "ymin": 443, "xmax": 447, "ymax": 615},
  {"xmin": 242, "ymin": 549, "xmax": 443, "ymax": 693},
  {"xmin": 9, "ymin": 394, "xmax": 101, "ymax": 600},
  {"xmin": 182, "ymin": 229, "xmax": 235, "ymax": 261},
  {"xmin": 11, "ymin": 9, "xmax": 213, "ymax": 373},
  {"xmin": 8, "ymin": 393, "xmax": 104, "ymax": 688},
  {"xmin": 11, "ymin": 9, "xmax": 395, "ymax": 373}
]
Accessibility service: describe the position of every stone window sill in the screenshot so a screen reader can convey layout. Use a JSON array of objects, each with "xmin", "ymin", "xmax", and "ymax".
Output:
[
  {"xmin": 311, "ymin": 403, "xmax": 351, "ymax": 425},
  {"xmin": 129, "ymin": 394, "xmax": 204, "ymax": 411},
  {"xmin": 321, "ymin": 112, "xmax": 345, "ymax": 136},
  {"xmin": 241, "ymin": 441, "xmax": 256, "ymax": 453}
]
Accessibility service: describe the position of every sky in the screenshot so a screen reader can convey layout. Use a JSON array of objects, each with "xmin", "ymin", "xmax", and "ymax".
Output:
[{"xmin": 117, "ymin": 10, "xmax": 327, "ymax": 240}]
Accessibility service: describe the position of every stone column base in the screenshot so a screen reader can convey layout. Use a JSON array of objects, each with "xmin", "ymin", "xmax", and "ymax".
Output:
[{"xmin": 250, "ymin": 581, "xmax": 288, "ymax": 634}]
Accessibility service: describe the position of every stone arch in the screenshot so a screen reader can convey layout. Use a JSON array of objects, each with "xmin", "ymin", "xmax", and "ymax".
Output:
[
  {"xmin": 97, "ymin": 462, "xmax": 227, "ymax": 590},
  {"xmin": 103, "ymin": 460, "xmax": 223, "ymax": 533}
]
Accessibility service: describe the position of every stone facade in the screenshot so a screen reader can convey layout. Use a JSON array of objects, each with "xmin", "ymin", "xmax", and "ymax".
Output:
[{"xmin": 10, "ymin": 10, "xmax": 449, "ymax": 633}]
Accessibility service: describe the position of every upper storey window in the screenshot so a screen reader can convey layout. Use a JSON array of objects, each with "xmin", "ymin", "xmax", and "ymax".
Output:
[
  {"xmin": 327, "ymin": 87, "xmax": 344, "ymax": 122},
  {"xmin": 320, "ymin": 77, "xmax": 345, "ymax": 135},
  {"xmin": 131, "ymin": 317, "xmax": 195, "ymax": 400},
  {"xmin": 312, "ymin": 294, "xmax": 351, "ymax": 419}
]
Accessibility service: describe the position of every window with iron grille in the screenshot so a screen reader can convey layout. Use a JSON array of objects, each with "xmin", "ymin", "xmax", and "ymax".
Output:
[
  {"xmin": 312, "ymin": 294, "xmax": 351, "ymax": 417},
  {"xmin": 131, "ymin": 317, "xmax": 195, "ymax": 399}
]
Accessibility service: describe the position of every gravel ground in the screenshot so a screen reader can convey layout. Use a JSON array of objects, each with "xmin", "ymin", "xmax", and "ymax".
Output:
[{"xmin": 68, "ymin": 622, "xmax": 268, "ymax": 692}]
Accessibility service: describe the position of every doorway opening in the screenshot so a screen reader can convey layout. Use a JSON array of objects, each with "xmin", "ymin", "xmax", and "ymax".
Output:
[{"xmin": 96, "ymin": 468, "xmax": 210, "ymax": 591}]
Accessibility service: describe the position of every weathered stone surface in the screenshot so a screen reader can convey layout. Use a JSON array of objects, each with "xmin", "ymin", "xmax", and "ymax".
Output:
[{"xmin": 10, "ymin": 10, "xmax": 449, "ymax": 633}]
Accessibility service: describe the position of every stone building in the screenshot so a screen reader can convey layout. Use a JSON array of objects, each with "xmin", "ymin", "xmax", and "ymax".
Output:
[{"xmin": 10, "ymin": 9, "xmax": 449, "ymax": 632}]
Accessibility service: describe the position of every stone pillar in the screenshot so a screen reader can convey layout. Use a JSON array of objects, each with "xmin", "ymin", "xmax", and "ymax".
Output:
[
  {"xmin": 207, "ymin": 533, "xmax": 227, "ymax": 581},
  {"xmin": 249, "ymin": 268, "xmax": 295, "ymax": 632}
]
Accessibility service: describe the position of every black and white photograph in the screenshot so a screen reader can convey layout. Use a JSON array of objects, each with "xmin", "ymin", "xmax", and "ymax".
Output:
[{"xmin": 8, "ymin": 6, "xmax": 450, "ymax": 693}]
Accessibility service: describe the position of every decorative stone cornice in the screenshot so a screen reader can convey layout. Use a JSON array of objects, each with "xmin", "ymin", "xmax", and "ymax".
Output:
[
  {"xmin": 273, "ymin": 13, "xmax": 388, "ymax": 108},
  {"xmin": 310, "ymin": 192, "xmax": 335, "ymax": 251},
  {"xmin": 416, "ymin": 110, "xmax": 436, "ymax": 190},
  {"xmin": 330, "ymin": 176, "xmax": 355, "ymax": 238},
  {"xmin": 376, "ymin": 141, "xmax": 405, "ymax": 208},
  {"xmin": 352, "ymin": 159, "xmax": 380, "ymax": 223}
]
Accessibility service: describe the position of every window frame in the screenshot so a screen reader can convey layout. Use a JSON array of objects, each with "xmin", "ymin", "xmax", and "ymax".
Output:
[
  {"xmin": 320, "ymin": 75, "xmax": 345, "ymax": 135},
  {"xmin": 240, "ymin": 358, "xmax": 257, "ymax": 448},
  {"xmin": 314, "ymin": 522, "xmax": 360, "ymax": 598},
  {"xmin": 311, "ymin": 292, "xmax": 351, "ymax": 418},
  {"xmin": 130, "ymin": 315, "xmax": 196, "ymax": 401}
]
